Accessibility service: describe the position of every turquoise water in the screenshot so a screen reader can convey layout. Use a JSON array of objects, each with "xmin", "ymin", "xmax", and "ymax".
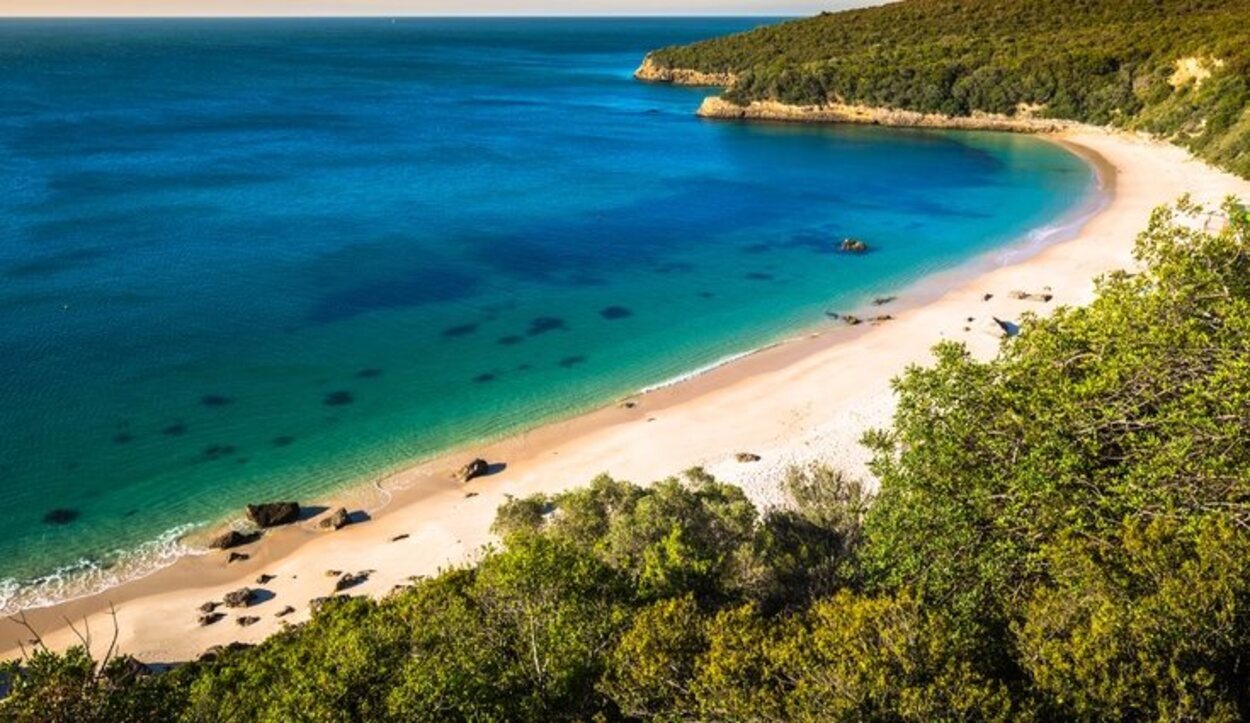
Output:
[{"xmin": 0, "ymin": 18, "xmax": 1095, "ymax": 607}]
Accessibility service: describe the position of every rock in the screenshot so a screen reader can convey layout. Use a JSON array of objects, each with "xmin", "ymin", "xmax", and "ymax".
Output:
[
  {"xmin": 390, "ymin": 533, "xmax": 410, "ymax": 542},
  {"xmin": 255, "ymin": 574, "xmax": 275, "ymax": 585},
  {"xmin": 319, "ymin": 507, "xmax": 351, "ymax": 531},
  {"xmin": 198, "ymin": 601, "xmax": 220, "ymax": 613},
  {"xmin": 839, "ymin": 238, "xmax": 869, "ymax": 253},
  {"xmin": 198, "ymin": 642, "xmax": 252, "ymax": 662},
  {"xmin": 223, "ymin": 587, "xmax": 256, "ymax": 608},
  {"xmin": 245, "ymin": 502, "xmax": 300, "ymax": 528},
  {"xmin": 983, "ymin": 293, "xmax": 994, "ymax": 301},
  {"xmin": 872, "ymin": 296, "xmax": 896, "ymax": 306},
  {"xmin": 1009, "ymin": 290, "xmax": 1053, "ymax": 303},
  {"xmin": 227, "ymin": 552, "xmax": 249, "ymax": 564},
  {"xmin": 464, "ymin": 492, "xmax": 479, "ymax": 499},
  {"xmin": 208, "ymin": 529, "xmax": 260, "ymax": 550},
  {"xmin": 455, "ymin": 458, "xmax": 489, "ymax": 483},
  {"xmin": 870, "ymin": 315, "xmax": 894, "ymax": 324},
  {"xmin": 325, "ymin": 569, "xmax": 342, "ymax": 577},
  {"xmin": 841, "ymin": 315, "xmax": 863, "ymax": 326},
  {"xmin": 275, "ymin": 605, "xmax": 295, "ymax": 618},
  {"xmin": 735, "ymin": 452, "xmax": 761, "ymax": 463},
  {"xmin": 198, "ymin": 612, "xmax": 225, "ymax": 626},
  {"xmin": 236, "ymin": 616, "xmax": 260, "ymax": 627},
  {"xmin": 335, "ymin": 571, "xmax": 370, "ymax": 592}
]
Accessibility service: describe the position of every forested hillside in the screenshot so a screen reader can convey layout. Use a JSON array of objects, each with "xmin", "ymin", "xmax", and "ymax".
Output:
[
  {"xmin": 4, "ymin": 198, "xmax": 1250, "ymax": 721},
  {"xmin": 644, "ymin": 0, "xmax": 1250, "ymax": 177}
]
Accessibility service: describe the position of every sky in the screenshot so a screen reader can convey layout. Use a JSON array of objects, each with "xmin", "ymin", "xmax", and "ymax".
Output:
[{"xmin": 0, "ymin": 0, "xmax": 881, "ymax": 17}]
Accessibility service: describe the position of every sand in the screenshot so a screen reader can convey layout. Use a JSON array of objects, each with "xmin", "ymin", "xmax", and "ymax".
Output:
[{"xmin": 4, "ymin": 127, "xmax": 1248, "ymax": 664}]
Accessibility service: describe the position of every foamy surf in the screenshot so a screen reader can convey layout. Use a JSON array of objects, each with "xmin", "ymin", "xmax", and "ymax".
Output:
[{"xmin": 0, "ymin": 523, "xmax": 202, "ymax": 616}]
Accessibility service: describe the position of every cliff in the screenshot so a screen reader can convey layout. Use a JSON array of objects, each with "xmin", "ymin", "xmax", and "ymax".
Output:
[
  {"xmin": 633, "ymin": 55, "xmax": 736, "ymax": 87},
  {"xmin": 696, "ymin": 97, "xmax": 1081, "ymax": 134}
]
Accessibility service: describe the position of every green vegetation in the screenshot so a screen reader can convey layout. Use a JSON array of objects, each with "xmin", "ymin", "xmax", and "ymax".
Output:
[
  {"xmin": 645, "ymin": 0, "xmax": 1250, "ymax": 177},
  {"xmin": 4, "ymin": 198, "xmax": 1250, "ymax": 720}
]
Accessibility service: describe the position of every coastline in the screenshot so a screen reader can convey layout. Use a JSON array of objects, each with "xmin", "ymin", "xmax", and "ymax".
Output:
[
  {"xmin": 4, "ymin": 127, "xmax": 1248, "ymax": 665},
  {"xmin": 695, "ymin": 96, "xmax": 1081, "ymax": 133}
]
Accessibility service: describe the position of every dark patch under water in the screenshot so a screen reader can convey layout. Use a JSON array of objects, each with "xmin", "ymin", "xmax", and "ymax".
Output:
[
  {"xmin": 203, "ymin": 444, "xmax": 237, "ymax": 460},
  {"xmin": 323, "ymin": 391, "xmax": 354, "ymax": 406},
  {"xmin": 473, "ymin": 372, "xmax": 496, "ymax": 383},
  {"xmin": 746, "ymin": 272, "xmax": 775, "ymax": 281},
  {"xmin": 162, "ymin": 422, "xmax": 188, "ymax": 436},
  {"xmin": 441, "ymin": 322, "xmax": 478, "ymax": 338},
  {"xmin": 527, "ymin": 316, "xmax": 567, "ymax": 336},
  {"xmin": 42, "ymin": 508, "xmax": 80, "ymax": 525},
  {"xmin": 112, "ymin": 432, "xmax": 134, "ymax": 444},
  {"xmin": 558, "ymin": 355, "xmax": 587, "ymax": 368},
  {"xmin": 201, "ymin": 394, "xmax": 232, "ymax": 408},
  {"xmin": 497, "ymin": 335, "xmax": 523, "ymax": 346},
  {"xmin": 355, "ymin": 368, "xmax": 383, "ymax": 379},
  {"xmin": 599, "ymin": 305, "xmax": 633, "ymax": 320},
  {"xmin": 272, "ymin": 435, "xmax": 295, "ymax": 447}
]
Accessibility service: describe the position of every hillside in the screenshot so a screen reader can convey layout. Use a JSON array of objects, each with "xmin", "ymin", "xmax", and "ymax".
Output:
[{"xmin": 641, "ymin": 0, "xmax": 1250, "ymax": 177}]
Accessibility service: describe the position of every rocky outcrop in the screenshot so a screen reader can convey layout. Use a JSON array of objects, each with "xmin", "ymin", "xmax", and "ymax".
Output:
[
  {"xmin": 840, "ymin": 238, "xmax": 869, "ymax": 253},
  {"xmin": 223, "ymin": 587, "xmax": 256, "ymax": 608},
  {"xmin": 335, "ymin": 571, "xmax": 370, "ymax": 592},
  {"xmin": 634, "ymin": 56, "xmax": 737, "ymax": 86},
  {"xmin": 208, "ymin": 529, "xmax": 260, "ymax": 550},
  {"xmin": 456, "ymin": 458, "xmax": 490, "ymax": 483},
  {"xmin": 319, "ymin": 507, "xmax": 351, "ymax": 531},
  {"xmin": 246, "ymin": 502, "xmax": 300, "ymax": 528},
  {"xmin": 697, "ymin": 97, "xmax": 1080, "ymax": 133}
]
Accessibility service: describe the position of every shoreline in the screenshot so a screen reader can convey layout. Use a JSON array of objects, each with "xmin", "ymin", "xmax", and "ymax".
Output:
[{"xmin": 5, "ymin": 126, "xmax": 1247, "ymax": 665}]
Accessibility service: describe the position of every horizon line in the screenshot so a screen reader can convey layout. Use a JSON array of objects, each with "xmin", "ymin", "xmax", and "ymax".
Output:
[{"xmin": 0, "ymin": 13, "xmax": 800, "ymax": 18}]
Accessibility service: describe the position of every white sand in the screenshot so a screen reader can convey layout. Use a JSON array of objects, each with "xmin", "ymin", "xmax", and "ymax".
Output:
[{"xmin": 4, "ymin": 128, "xmax": 1248, "ymax": 664}]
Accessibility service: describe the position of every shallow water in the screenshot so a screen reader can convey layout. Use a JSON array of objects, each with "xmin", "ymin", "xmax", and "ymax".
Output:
[{"xmin": 0, "ymin": 18, "xmax": 1095, "ymax": 607}]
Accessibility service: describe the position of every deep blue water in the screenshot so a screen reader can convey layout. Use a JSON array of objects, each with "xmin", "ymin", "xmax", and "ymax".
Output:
[{"xmin": 0, "ymin": 18, "xmax": 1095, "ymax": 608}]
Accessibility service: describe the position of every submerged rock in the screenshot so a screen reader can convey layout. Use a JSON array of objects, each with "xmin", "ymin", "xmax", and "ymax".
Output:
[{"xmin": 246, "ymin": 502, "xmax": 300, "ymax": 528}]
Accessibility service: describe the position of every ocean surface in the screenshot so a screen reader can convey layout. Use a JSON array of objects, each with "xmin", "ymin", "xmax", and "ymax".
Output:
[{"xmin": 0, "ymin": 18, "xmax": 1096, "ymax": 609}]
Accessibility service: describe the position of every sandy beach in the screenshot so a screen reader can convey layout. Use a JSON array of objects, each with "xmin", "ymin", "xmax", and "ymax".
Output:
[{"xmin": 4, "ymin": 126, "xmax": 1248, "ymax": 665}]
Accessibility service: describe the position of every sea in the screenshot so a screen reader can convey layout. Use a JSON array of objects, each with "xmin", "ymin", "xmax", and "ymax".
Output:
[{"xmin": 0, "ymin": 18, "xmax": 1097, "ymax": 610}]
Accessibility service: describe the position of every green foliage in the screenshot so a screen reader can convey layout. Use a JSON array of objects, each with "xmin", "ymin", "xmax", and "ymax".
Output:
[
  {"xmin": 1018, "ymin": 516, "xmax": 1250, "ymax": 722},
  {"xmin": 0, "ymin": 647, "xmax": 189, "ymax": 723},
  {"xmin": 6, "ymin": 200, "xmax": 1250, "ymax": 720},
  {"xmin": 646, "ymin": 0, "xmax": 1250, "ymax": 177}
]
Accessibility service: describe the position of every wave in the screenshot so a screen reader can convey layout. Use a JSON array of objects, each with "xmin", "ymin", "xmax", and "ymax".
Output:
[
  {"xmin": 0, "ymin": 523, "xmax": 203, "ymax": 615},
  {"xmin": 637, "ymin": 347, "xmax": 769, "ymax": 395}
]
